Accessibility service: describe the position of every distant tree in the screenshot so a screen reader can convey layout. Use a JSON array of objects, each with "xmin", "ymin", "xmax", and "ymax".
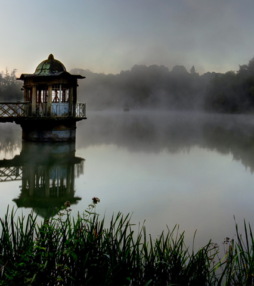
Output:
[
  {"xmin": 0, "ymin": 69, "xmax": 22, "ymax": 102},
  {"xmin": 190, "ymin": 65, "xmax": 196, "ymax": 74},
  {"xmin": 248, "ymin": 57, "xmax": 254, "ymax": 73},
  {"xmin": 171, "ymin": 65, "xmax": 188, "ymax": 75},
  {"xmin": 204, "ymin": 60, "xmax": 254, "ymax": 113}
]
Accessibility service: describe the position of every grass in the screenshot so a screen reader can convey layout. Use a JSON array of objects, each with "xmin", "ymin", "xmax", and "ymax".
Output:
[{"xmin": 0, "ymin": 200, "xmax": 254, "ymax": 285}]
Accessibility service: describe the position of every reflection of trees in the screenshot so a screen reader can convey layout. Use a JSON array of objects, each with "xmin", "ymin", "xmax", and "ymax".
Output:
[
  {"xmin": 202, "ymin": 122, "xmax": 254, "ymax": 172},
  {"xmin": 0, "ymin": 124, "xmax": 21, "ymax": 155},
  {"xmin": 77, "ymin": 112, "xmax": 254, "ymax": 172},
  {"xmin": 0, "ymin": 141, "xmax": 20, "ymax": 155},
  {"xmin": 77, "ymin": 112, "xmax": 204, "ymax": 154},
  {"xmin": 0, "ymin": 142, "xmax": 85, "ymax": 218}
]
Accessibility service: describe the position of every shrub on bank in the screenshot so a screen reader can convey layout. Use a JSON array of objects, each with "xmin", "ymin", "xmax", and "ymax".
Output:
[{"xmin": 0, "ymin": 199, "xmax": 253, "ymax": 285}]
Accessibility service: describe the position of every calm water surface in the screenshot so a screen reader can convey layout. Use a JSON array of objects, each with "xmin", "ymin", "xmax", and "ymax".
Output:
[{"xmin": 1, "ymin": 111, "xmax": 254, "ymax": 250}]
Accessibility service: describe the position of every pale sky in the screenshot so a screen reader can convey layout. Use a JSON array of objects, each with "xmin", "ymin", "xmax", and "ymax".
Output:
[{"xmin": 1, "ymin": 0, "xmax": 254, "ymax": 76}]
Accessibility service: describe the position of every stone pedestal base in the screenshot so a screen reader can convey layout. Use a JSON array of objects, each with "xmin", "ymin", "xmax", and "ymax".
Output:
[{"xmin": 21, "ymin": 120, "xmax": 76, "ymax": 142}]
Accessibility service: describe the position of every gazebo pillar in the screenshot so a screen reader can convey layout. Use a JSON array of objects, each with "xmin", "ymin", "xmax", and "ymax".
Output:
[
  {"xmin": 48, "ymin": 85, "xmax": 52, "ymax": 116},
  {"xmin": 23, "ymin": 87, "xmax": 28, "ymax": 101},
  {"xmin": 31, "ymin": 85, "xmax": 37, "ymax": 115},
  {"xmin": 69, "ymin": 86, "xmax": 74, "ymax": 116}
]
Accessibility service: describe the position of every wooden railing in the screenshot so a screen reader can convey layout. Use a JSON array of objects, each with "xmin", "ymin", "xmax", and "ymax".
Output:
[
  {"xmin": 0, "ymin": 102, "xmax": 86, "ymax": 118},
  {"xmin": 0, "ymin": 102, "xmax": 29, "ymax": 117}
]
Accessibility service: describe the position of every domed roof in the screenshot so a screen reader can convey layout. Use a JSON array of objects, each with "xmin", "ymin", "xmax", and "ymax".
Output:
[
  {"xmin": 18, "ymin": 54, "xmax": 85, "ymax": 80},
  {"xmin": 34, "ymin": 54, "xmax": 67, "ymax": 76}
]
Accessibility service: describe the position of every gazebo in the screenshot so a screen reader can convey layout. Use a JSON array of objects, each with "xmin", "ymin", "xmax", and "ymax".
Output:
[{"xmin": 0, "ymin": 54, "xmax": 86, "ymax": 141}]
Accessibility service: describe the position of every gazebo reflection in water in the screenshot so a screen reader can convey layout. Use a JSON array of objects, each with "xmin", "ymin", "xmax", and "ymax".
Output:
[{"xmin": 0, "ymin": 142, "xmax": 84, "ymax": 218}]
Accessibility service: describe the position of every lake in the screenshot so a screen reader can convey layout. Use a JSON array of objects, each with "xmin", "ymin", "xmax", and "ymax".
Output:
[{"xmin": 0, "ymin": 111, "xmax": 254, "ymax": 252}]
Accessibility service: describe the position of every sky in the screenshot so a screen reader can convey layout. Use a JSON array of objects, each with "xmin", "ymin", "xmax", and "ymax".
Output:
[{"xmin": 1, "ymin": 0, "xmax": 254, "ymax": 76}]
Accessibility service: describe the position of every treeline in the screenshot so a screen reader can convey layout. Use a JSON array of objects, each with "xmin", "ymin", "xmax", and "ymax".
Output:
[
  {"xmin": 72, "ymin": 56, "xmax": 254, "ymax": 113},
  {"xmin": 205, "ymin": 58, "xmax": 254, "ymax": 113},
  {"xmin": 0, "ymin": 69, "xmax": 22, "ymax": 102},
  {"xmin": 71, "ymin": 65, "xmax": 217, "ymax": 111}
]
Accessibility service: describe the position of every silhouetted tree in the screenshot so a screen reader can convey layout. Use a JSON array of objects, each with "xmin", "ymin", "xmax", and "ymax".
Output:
[
  {"xmin": 248, "ymin": 57, "xmax": 254, "ymax": 73},
  {"xmin": 0, "ymin": 69, "xmax": 22, "ymax": 102},
  {"xmin": 204, "ymin": 57, "xmax": 254, "ymax": 113},
  {"xmin": 190, "ymin": 66, "xmax": 196, "ymax": 74}
]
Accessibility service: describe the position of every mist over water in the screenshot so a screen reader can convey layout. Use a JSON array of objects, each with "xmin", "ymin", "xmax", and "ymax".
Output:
[
  {"xmin": 77, "ymin": 111, "xmax": 254, "ymax": 171},
  {"xmin": 1, "ymin": 111, "xmax": 254, "ymax": 251}
]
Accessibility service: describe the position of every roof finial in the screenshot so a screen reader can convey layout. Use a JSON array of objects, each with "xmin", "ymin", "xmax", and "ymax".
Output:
[{"xmin": 48, "ymin": 54, "xmax": 54, "ymax": 60}]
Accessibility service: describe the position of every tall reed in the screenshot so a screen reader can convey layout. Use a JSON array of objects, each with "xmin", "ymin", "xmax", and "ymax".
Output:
[{"xmin": 0, "ymin": 200, "xmax": 252, "ymax": 285}]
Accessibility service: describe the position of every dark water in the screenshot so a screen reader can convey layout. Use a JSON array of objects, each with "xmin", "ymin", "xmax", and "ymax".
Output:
[{"xmin": 1, "ymin": 111, "xmax": 254, "ymax": 250}]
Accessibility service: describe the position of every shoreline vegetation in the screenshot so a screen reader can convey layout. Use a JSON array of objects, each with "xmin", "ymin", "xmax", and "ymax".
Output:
[{"xmin": 0, "ymin": 199, "xmax": 254, "ymax": 285}]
